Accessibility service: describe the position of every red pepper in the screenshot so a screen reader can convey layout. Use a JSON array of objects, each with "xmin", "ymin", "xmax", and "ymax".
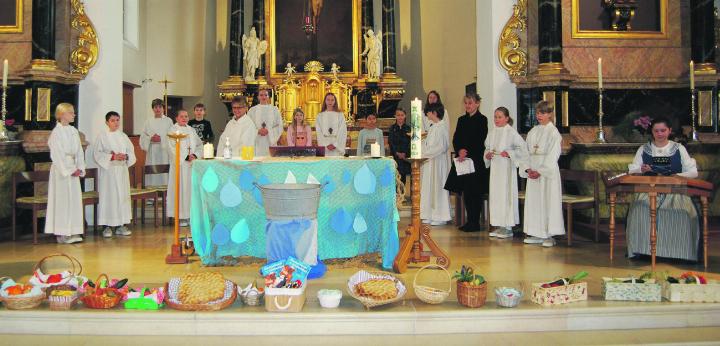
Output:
[{"xmin": 46, "ymin": 273, "xmax": 63, "ymax": 284}]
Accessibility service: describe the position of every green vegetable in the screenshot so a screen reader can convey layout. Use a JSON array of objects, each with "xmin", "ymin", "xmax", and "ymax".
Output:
[
  {"xmin": 568, "ymin": 271, "xmax": 588, "ymax": 284},
  {"xmin": 113, "ymin": 278, "xmax": 128, "ymax": 289}
]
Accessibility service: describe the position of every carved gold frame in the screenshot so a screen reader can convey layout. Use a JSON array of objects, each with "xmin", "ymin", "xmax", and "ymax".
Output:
[
  {"xmin": 267, "ymin": 0, "xmax": 361, "ymax": 79},
  {"xmin": 0, "ymin": 0, "xmax": 23, "ymax": 33},
  {"xmin": 571, "ymin": 0, "xmax": 668, "ymax": 39}
]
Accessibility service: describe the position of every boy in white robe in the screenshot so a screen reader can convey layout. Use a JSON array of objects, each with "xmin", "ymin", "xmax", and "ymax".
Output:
[
  {"xmin": 166, "ymin": 109, "xmax": 203, "ymax": 227},
  {"xmin": 356, "ymin": 113, "xmax": 385, "ymax": 156},
  {"xmin": 484, "ymin": 107, "xmax": 528, "ymax": 239},
  {"xmin": 94, "ymin": 111, "xmax": 136, "ymax": 238},
  {"xmin": 45, "ymin": 103, "xmax": 86, "ymax": 244},
  {"xmin": 248, "ymin": 89, "xmax": 283, "ymax": 157},
  {"xmin": 139, "ymin": 99, "xmax": 173, "ymax": 187},
  {"xmin": 316, "ymin": 93, "xmax": 348, "ymax": 156},
  {"xmin": 519, "ymin": 101, "xmax": 565, "ymax": 247},
  {"xmin": 217, "ymin": 96, "xmax": 257, "ymax": 157},
  {"xmin": 420, "ymin": 104, "xmax": 451, "ymax": 225}
]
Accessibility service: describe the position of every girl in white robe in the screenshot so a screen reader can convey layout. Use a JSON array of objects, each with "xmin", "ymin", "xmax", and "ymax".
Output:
[
  {"xmin": 316, "ymin": 93, "xmax": 348, "ymax": 156},
  {"xmin": 484, "ymin": 107, "xmax": 528, "ymax": 239},
  {"xmin": 139, "ymin": 99, "xmax": 173, "ymax": 187},
  {"xmin": 420, "ymin": 104, "xmax": 451, "ymax": 225},
  {"xmin": 166, "ymin": 110, "xmax": 203, "ymax": 226},
  {"xmin": 519, "ymin": 101, "xmax": 564, "ymax": 247},
  {"xmin": 94, "ymin": 111, "xmax": 136, "ymax": 237},
  {"xmin": 217, "ymin": 97, "xmax": 257, "ymax": 157},
  {"xmin": 248, "ymin": 89, "xmax": 283, "ymax": 156},
  {"xmin": 45, "ymin": 103, "xmax": 86, "ymax": 244}
]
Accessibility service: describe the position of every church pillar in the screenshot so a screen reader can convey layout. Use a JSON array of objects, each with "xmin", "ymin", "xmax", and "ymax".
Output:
[
  {"xmin": 229, "ymin": 0, "xmax": 244, "ymax": 77},
  {"xmin": 381, "ymin": 0, "xmax": 397, "ymax": 76},
  {"xmin": 361, "ymin": 0, "xmax": 374, "ymax": 75},
  {"xmin": 31, "ymin": 0, "xmax": 56, "ymax": 68},
  {"xmin": 537, "ymin": 0, "xmax": 565, "ymax": 73},
  {"xmin": 690, "ymin": 0, "xmax": 716, "ymax": 73},
  {"xmin": 252, "ymin": 0, "xmax": 266, "ymax": 79}
]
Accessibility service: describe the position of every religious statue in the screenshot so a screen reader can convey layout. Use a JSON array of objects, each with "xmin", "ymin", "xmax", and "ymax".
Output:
[
  {"xmin": 330, "ymin": 63, "xmax": 340, "ymax": 80},
  {"xmin": 361, "ymin": 29, "xmax": 382, "ymax": 80},
  {"xmin": 284, "ymin": 63, "xmax": 297, "ymax": 81},
  {"xmin": 242, "ymin": 27, "xmax": 268, "ymax": 81}
]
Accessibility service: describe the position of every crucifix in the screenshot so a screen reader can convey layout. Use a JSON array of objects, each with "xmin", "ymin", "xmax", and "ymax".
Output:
[{"xmin": 158, "ymin": 75, "xmax": 174, "ymax": 115}]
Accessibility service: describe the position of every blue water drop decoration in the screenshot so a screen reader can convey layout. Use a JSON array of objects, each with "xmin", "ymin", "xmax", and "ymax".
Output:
[
  {"xmin": 211, "ymin": 223, "xmax": 230, "ymax": 246},
  {"xmin": 383, "ymin": 230, "xmax": 400, "ymax": 269},
  {"xmin": 342, "ymin": 169, "xmax": 352, "ymax": 185},
  {"xmin": 375, "ymin": 201, "xmax": 389, "ymax": 219},
  {"xmin": 239, "ymin": 170, "xmax": 255, "ymax": 191},
  {"xmin": 330, "ymin": 208, "xmax": 352, "ymax": 234},
  {"xmin": 353, "ymin": 212, "xmax": 368, "ymax": 234},
  {"xmin": 220, "ymin": 181, "xmax": 243, "ymax": 207},
  {"xmin": 353, "ymin": 164, "xmax": 376, "ymax": 195},
  {"xmin": 380, "ymin": 165, "xmax": 393, "ymax": 187},
  {"xmin": 253, "ymin": 175, "xmax": 271, "ymax": 205},
  {"xmin": 230, "ymin": 219, "xmax": 250, "ymax": 244},
  {"xmin": 201, "ymin": 166, "xmax": 219, "ymax": 193},
  {"xmin": 321, "ymin": 175, "xmax": 335, "ymax": 193}
]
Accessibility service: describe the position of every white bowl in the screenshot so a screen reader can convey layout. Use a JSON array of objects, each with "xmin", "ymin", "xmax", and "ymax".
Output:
[{"xmin": 317, "ymin": 289, "xmax": 342, "ymax": 308}]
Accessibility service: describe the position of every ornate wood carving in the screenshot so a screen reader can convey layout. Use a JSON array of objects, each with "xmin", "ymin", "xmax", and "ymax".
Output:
[{"xmin": 498, "ymin": 0, "xmax": 528, "ymax": 78}]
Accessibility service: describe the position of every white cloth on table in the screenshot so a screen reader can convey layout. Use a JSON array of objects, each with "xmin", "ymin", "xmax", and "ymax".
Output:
[{"xmin": 45, "ymin": 123, "xmax": 86, "ymax": 236}]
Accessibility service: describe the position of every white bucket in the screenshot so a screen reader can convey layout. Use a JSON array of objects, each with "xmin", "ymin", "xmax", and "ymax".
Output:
[{"xmin": 255, "ymin": 183, "xmax": 322, "ymax": 220}]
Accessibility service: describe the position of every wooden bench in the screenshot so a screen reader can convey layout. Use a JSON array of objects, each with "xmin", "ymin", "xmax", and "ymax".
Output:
[
  {"xmin": 129, "ymin": 167, "xmax": 160, "ymax": 227},
  {"xmin": 142, "ymin": 164, "xmax": 169, "ymax": 225}
]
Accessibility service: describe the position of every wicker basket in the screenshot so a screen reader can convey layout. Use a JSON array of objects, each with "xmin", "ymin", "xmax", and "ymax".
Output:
[
  {"xmin": 413, "ymin": 264, "xmax": 451, "ymax": 304},
  {"xmin": 32, "ymin": 253, "xmax": 83, "ymax": 288},
  {"xmin": 456, "ymin": 281, "xmax": 487, "ymax": 308},
  {"xmin": 79, "ymin": 274, "xmax": 122, "ymax": 309},
  {"xmin": 347, "ymin": 270, "xmax": 406, "ymax": 309},
  {"xmin": 47, "ymin": 285, "xmax": 79, "ymax": 310},
  {"xmin": 165, "ymin": 278, "xmax": 237, "ymax": 311},
  {"xmin": 1, "ymin": 293, "xmax": 45, "ymax": 310}
]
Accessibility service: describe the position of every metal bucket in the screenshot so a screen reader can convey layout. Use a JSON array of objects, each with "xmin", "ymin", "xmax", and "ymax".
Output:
[{"xmin": 254, "ymin": 183, "xmax": 322, "ymax": 220}]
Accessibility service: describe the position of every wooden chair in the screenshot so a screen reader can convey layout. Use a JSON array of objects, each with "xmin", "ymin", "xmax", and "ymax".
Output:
[
  {"xmin": 80, "ymin": 168, "xmax": 100, "ymax": 234},
  {"xmin": 12, "ymin": 168, "xmax": 99, "ymax": 244},
  {"xmin": 129, "ymin": 167, "xmax": 159, "ymax": 227},
  {"xmin": 142, "ymin": 164, "xmax": 169, "ymax": 225},
  {"xmin": 519, "ymin": 169, "xmax": 600, "ymax": 245}
]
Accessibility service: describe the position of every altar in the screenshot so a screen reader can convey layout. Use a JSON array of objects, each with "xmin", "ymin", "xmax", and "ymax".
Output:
[{"xmin": 189, "ymin": 157, "xmax": 400, "ymax": 269}]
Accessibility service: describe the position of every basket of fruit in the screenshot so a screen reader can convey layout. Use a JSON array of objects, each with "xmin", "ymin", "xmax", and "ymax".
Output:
[
  {"xmin": 453, "ymin": 265, "xmax": 487, "ymax": 308},
  {"xmin": 413, "ymin": 264, "xmax": 452, "ymax": 304},
  {"xmin": 662, "ymin": 272, "xmax": 720, "ymax": 303},
  {"xmin": 29, "ymin": 253, "xmax": 83, "ymax": 289},
  {"xmin": 532, "ymin": 271, "xmax": 588, "ymax": 306},
  {"xmin": 79, "ymin": 274, "xmax": 125, "ymax": 309},
  {"xmin": 0, "ymin": 278, "xmax": 45, "ymax": 310},
  {"xmin": 47, "ymin": 284, "xmax": 79, "ymax": 310}
]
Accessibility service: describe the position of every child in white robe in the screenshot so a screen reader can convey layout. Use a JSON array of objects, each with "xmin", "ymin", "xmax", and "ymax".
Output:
[
  {"xmin": 356, "ymin": 113, "xmax": 385, "ymax": 156},
  {"xmin": 316, "ymin": 93, "xmax": 348, "ymax": 156},
  {"xmin": 139, "ymin": 99, "xmax": 173, "ymax": 187},
  {"xmin": 45, "ymin": 103, "xmax": 86, "ymax": 244},
  {"xmin": 217, "ymin": 96, "xmax": 257, "ymax": 157},
  {"xmin": 484, "ymin": 107, "xmax": 528, "ymax": 239},
  {"xmin": 94, "ymin": 111, "xmax": 136, "ymax": 238},
  {"xmin": 420, "ymin": 103, "xmax": 451, "ymax": 226},
  {"xmin": 248, "ymin": 89, "xmax": 283, "ymax": 156},
  {"xmin": 166, "ymin": 109, "xmax": 203, "ymax": 227},
  {"xmin": 519, "ymin": 101, "xmax": 565, "ymax": 247}
]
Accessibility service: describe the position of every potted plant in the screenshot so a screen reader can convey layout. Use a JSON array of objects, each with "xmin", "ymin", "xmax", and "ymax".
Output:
[{"xmin": 452, "ymin": 265, "xmax": 486, "ymax": 308}]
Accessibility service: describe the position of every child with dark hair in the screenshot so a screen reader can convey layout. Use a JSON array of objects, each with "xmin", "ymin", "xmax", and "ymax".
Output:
[
  {"xmin": 388, "ymin": 107, "xmax": 411, "ymax": 183},
  {"xmin": 188, "ymin": 103, "xmax": 214, "ymax": 143},
  {"xmin": 357, "ymin": 113, "xmax": 385, "ymax": 157},
  {"xmin": 140, "ymin": 98, "xmax": 173, "ymax": 187}
]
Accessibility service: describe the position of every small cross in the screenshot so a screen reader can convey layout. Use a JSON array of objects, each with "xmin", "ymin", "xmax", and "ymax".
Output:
[{"xmin": 533, "ymin": 144, "xmax": 539, "ymax": 154}]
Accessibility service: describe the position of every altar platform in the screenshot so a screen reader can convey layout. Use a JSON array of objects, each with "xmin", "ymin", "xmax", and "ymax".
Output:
[{"xmin": 0, "ymin": 218, "xmax": 719, "ymax": 344}]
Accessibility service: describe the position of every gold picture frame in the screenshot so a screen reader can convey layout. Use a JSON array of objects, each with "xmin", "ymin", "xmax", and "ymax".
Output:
[
  {"xmin": 267, "ymin": 0, "xmax": 360, "ymax": 79},
  {"xmin": 0, "ymin": 0, "xmax": 23, "ymax": 33},
  {"xmin": 571, "ymin": 0, "xmax": 668, "ymax": 39}
]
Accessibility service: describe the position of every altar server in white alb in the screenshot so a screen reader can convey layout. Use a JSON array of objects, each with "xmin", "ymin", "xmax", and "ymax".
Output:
[
  {"xmin": 94, "ymin": 111, "xmax": 136, "ymax": 238},
  {"xmin": 139, "ymin": 99, "xmax": 173, "ymax": 187},
  {"xmin": 519, "ymin": 101, "xmax": 564, "ymax": 247},
  {"xmin": 316, "ymin": 92, "xmax": 348, "ymax": 156},
  {"xmin": 420, "ymin": 103, "xmax": 451, "ymax": 226},
  {"xmin": 248, "ymin": 88, "xmax": 283, "ymax": 156},
  {"xmin": 484, "ymin": 107, "xmax": 528, "ymax": 239},
  {"xmin": 45, "ymin": 103, "xmax": 86, "ymax": 244},
  {"xmin": 166, "ymin": 109, "xmax": 203, "ymax": 227},
  {"xmin": 217, "ymin": 96, "xmax": 257, "ymax": 157}
]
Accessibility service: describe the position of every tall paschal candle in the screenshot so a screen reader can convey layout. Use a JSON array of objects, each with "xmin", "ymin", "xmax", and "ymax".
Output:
[{"xmin": 410, "ymin": 98, "xmax": 422, "ymax": 159}]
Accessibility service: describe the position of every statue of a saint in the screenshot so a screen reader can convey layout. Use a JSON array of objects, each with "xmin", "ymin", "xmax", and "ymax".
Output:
[
  {"xmin": 361, "ymin": 29, "xmax": 382, "ymax": 80},
  {"xmin": 330, "ymin": 63, "xmax": 340, "ymax": 80},
  {"xmin": 284, "ymin": 63, "xmax": 297, "ymax": 80},
  {"xmin": 242, "ymin": 27, "xmax": 268, "ymax": 81}
]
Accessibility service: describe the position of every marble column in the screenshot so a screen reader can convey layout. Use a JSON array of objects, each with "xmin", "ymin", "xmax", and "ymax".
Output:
[
  {"xmin": 381, "ymin": 0, "xmax": 397, "ymax": 75},
  {"xmin": 252, "ymin": 0, "xmax": 266, "ymax": 79},
  {"xmin": 361, "ymin": 0, "xmax": 374, "ymax": 75},
  {"xmin": 229, "ymin": 0, "xmax": 244, "ymax": 77},
  {"xmin": 537, "ymin": 0, "xmax": 563, "ymax": 69},
  {"xmin": 31, "ymin": 0, "xmax": 56, "ymax": 62},
  {"xmin": 690, "ymin": 0, "xmax": 716, "ymax": 71}
]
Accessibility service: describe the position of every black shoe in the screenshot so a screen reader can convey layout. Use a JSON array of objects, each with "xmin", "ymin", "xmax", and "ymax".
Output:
[{"xmin": 460, "ymin": 223, "xmax": 481, "ymax": 232}]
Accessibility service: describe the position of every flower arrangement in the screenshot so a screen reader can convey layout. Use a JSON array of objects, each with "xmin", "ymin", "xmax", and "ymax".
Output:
[
  {"xmin": 632, "ymin": 115, "xmax": 652, "ymax": 136},
  {"xmin": 614, "ymin": 111, "xmax": 653, "ymax": 142}
]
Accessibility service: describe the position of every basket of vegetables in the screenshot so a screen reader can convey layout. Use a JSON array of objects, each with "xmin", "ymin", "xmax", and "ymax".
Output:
[
  {"xmin": 531, "ymin": 271, "xmax": 588, "ymax": 306},
  {"xmin": 453, "ymin": 265, "xmax": 487, "ymax": 308},
  {"xmin": 662, "ymin": 272, "xmax": 720, "ymax": 303},
  {"xmin": 0, "ymin": 278, "xmax": 45, "ymax": 310},
  {"xmin": 79, "ymin": 274, "xmax": 127, "ymax": 309}
]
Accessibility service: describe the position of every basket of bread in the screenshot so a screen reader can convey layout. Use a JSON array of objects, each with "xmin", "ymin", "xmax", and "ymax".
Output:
[
  {"xmin": 0, "ymin": 277, "xmax": 45, "ymax": 310},
  {"xmin": 348, "ymin": 270, "xmax": 406, "ymax": 309},
  {"xmin": 165, "ymin": 272, "xmax": 236, "ymax": 311}
]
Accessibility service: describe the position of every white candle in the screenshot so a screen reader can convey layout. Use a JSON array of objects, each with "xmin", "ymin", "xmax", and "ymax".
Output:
[
  {"xmin": 2, "ymin": 59, "xmax": 7, "ymax": 88},
  {"xmin": 690, "ymin": 60, "xmax": 695, "ymax": 90},
  {"xmin": 370, "ymin": 143, "xmax": 381, "ymax": 157},
  {"xmin": 203, "ymin": 142, "xmax": 214, "ymax": 159},
  {"xmin": 597, "ymin": 58, "xmax": 602, "ymax": 90},
  {"xmin": 410, "ymin": 98, "xmax": 422, "ymax": 159}
]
